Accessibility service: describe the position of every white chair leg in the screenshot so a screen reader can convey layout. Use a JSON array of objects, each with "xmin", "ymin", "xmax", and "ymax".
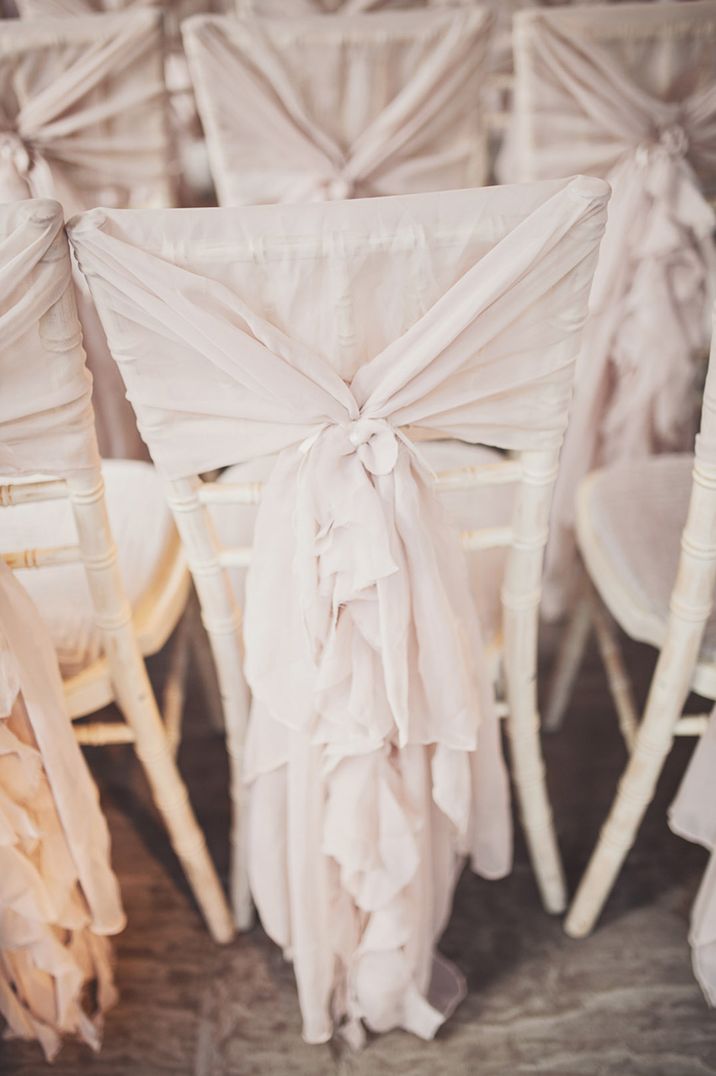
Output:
[
  {"xmin": 167, "ymin": 478, "xmax": 253, "ymax": 931},
  {"xmin": 589, "ymin": 593, "xmax": 639, "ymax": 753},
  {"xmin": 543, "ymin": 592, "xmax": 591, "ymax": 732},
  {"xmin": 187, "ymin": 590, "xmax": 227, "ymax": 735},
  {"xmin": 162, "ymin": 611, "xmax": 191, "ymax": 758},
  {"xmin": 503, "ymin": 448, "xmax": 567, "ymax": 914},
  {"xmin": 564, "ymin": 672, "xmax": 683, "ymax": 939},
  {"xmin": 68, "ymin": 472, "xmax": 234, "ymax": 945}
]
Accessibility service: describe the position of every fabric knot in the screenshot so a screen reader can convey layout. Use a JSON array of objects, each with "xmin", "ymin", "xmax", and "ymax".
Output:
[
  {"xmin": 0, "ymin": 131, "xmax": 31, "ymax": 176},
  {"xmin": 658, "ymin": 123, "xmax": 689, "ymax": 158},
  {"xmin": 343, "ymin": 417, "xmax": 399, "ymax": 475},
  {"xmin": 324, "ymin": 175, "xmax": 354, "ymax": 200}
]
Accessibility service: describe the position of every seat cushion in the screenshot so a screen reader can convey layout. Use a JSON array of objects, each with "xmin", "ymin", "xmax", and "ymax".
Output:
[
  {"xmin": 578, "ymin": 454, "xmax": 716, "ymax": 663},
  {"xmin": 0, "ymin": 460, "xmax": 177, "ymax": 677},
  {"xmin": 211, "ymin": 441, "xmax": 514, "ymax": 647}
]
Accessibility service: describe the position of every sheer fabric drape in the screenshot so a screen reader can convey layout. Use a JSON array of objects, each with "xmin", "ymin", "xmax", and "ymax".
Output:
[
  {"xmin": 184, "ymin": 9, "xmax": 492, "ymax": 206},
  {"xmin": 0, "ymin": 200, "xmax": 124, "ymax": 1060},
  {"xmin": 503, "ymin": 2, "xmax": 716, "ymax": 616},
  {"xmin": 69, "ymin": 178, "xmax": 608, "ymax": 1042},
  {"xmin": 0, "ymin": 10, "xmax": 174, "ymax": 459}
]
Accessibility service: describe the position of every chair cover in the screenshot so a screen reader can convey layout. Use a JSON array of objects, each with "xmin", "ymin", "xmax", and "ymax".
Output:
[
  {"xmin": 504, "ymin": 1, "xmax": 716, "ymax": 617},
  {"xmin": 69, "ymin": 176, "xmax": 608, "ymax": 1042},
  {"xmin": 0, "ymin": 9, "xmax": 174, "ymax": 459},
  {"xmin": 183, "ymin": 8, "xmax": 493, "ymax": 206},
  {"xmin": 0, "ymin": 199, "xmax": 124, "ymax": 1059}
]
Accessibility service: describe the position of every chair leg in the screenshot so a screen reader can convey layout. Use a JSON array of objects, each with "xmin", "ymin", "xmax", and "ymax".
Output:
[
  {"xmin": 543, "ymin": 593, "xmax": 592, "ymax": 732},
  {"xmin": 162, "ymin": 611, "xmax": 191, "ymax": 758},
  {"xmin": 183, "ymin": 590, "xmax": 226, "ymax": 735},
  {"xmin": 504, "ymin": 591, "xmax": 567, "ymax": 914},
  {"xmin": 113, "ymin": 635, "xmax": 235, "ymax": 943},
  {"xmin": 564, "ymin": 652, "xmax": 687, "ymax": 939},
  {"xmin": 589, "ymin": 593, "xmax": 639, "ymax": 753},
  {"xmin": 166, "ymin": 478, "xmax": 252, "ymax": 932},
  {"xmin": 201, "ymin": 616, "xmax": 253, "ymax": 932}
]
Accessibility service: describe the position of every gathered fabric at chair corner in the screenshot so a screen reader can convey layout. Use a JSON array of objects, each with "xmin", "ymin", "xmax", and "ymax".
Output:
[
  {"xmin": 68, "ymin": 177, "xmax": 609, "ymax": 1043},
  {"xmin": 504, "ymin": 4, "xmax": 716, "ymax": 618}
]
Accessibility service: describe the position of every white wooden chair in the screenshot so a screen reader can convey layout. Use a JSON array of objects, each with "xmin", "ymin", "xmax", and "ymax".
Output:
[
  {"xmin": 563, "ymin": 300, "xmax": 716, "ymax": 937},
  {"xmin": 502, "ymin": 1, "xmax": 716, "ymax": 637},
  {"xmin": 0, "ymin": 8, "xmax": 176, "ymax": 458},
  {"xmin": 0, "ymin": 198, "xmax": 234, "ymax": 944},
  {"xmin": 69, "ymin": 176, "xmax": 609, "ymax": 966},
  {"xmin": 183, "ymin": 7, "xmax": 493, "ymax": 206}
]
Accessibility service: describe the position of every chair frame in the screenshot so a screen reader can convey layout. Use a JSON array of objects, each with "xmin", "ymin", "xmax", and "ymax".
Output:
[
  {"xmin": 166, "ymin": 438, "xmax": 568, "ymax": 923},
  {"xmin": 0, "ymin": 211, "xmax": 234, "ymax": 944},
  {"xmin": 562, "ymin": 318, "xmax": 716, "ymax": 938}
]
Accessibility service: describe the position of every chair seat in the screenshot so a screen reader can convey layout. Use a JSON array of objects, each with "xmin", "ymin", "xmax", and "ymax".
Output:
[
  {"xmin": 577, "ymin": 453, "xmax": 716, "ymax": 698},
  {"xmin": 0, "ymin": 460, "xmax": 187, "ymax": 680},
  {"xmin": 212, "ymin": 441, "xmax": 514, "ymax": 649}
]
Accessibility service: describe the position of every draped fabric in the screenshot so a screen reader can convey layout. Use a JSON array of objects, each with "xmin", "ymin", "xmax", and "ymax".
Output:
[
  {"xmin": 0, "ymin": 200, "xmax": 124, "ymax": 1058},
  {"xmin": 69, "ymin": 178, "xmax": 609, "ymax": 1042},
  {"xmin": 503, "ymin": 4, "xmax": 716, "ymax": 617},
  {"xmin": 0, "ymin": 9, "xmax": 174, "ymax": 459},
  {"xmin": 183, "ymin": 9, "xmax": 492, "ymax": 207}
]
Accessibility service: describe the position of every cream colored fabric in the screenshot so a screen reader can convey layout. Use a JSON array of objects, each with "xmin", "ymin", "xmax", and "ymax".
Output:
[
  {"xmin": 69, "ymin": 177, "xmax": 608, "ymax": 1042},
  {"xmin": 183, "ymin": 8, "xmax": 492, "ymax": 206},
  {"xmin": 0, "ymin": 460, "xmax": 177, "ymax": 678},
  {"xmin": 577, "ymin": 453, "xmax": 716, "ymax": 655},
  {"xmin": 214, "ymin": 442, "xmax": 512, "ymax": 653},
  {"xmin": 0, "ymin": 200, "xmax": 124, "ymax": 1060},
  {"xmin": 504, "ymin": 1, "xmax": 716, "ymax": 617},
  {"xmin": 0, "ymin": 9, "xmax": 173, "ymax": 459}
]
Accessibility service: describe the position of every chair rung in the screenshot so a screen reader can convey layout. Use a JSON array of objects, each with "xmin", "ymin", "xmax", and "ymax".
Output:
[
  {"xmin": 674, "ymin": 714, "xmax": 710, "ymax": 737},
  {"xmin": 435, "ymin": 460, "xmax": 521, "ymax": 490},
  {"xmin": 3, "ymin": 544, "xmax": 82, "ymax": 569},
  {"xmin": 199, "ymin": 481, "xmax": 262, "ymax": 505},
  {"xmin": 74, "ymin": 722, "xmax": 135, "ymax": 746},
  {"xmin": 0, "ymin": 478, "xmax": 67, "ymax": 506},
  {"xmin": 461, "ymin": 526, "xmax": 513, "ymax": 551},
  {"xmin": 218, "ymin": 547, "xmax": 252, "ymax": 568}
]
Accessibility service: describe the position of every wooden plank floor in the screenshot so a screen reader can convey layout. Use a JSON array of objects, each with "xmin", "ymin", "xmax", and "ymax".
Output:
[{"xmin": 2, "ymin": 635, "xmax": 716, "ymax": 1076}]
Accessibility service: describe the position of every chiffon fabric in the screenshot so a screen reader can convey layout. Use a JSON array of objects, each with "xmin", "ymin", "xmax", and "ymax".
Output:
[
  {"xmin": 69, "ymin": 177, "xmax": 609, "ymax": 1042},
  {"xmin": 0, "ymin": 9, "xmax": 174, "ymax": 459},
  {"xmin": 0, "ymin": 200, "xmax": 124, "ymax": 1059},
  {"xmin": 504, "ymin": 2, "xmax": 716, "ymax": 617},
  {"xmin": 183, "ymin": 8, "xmax": 492, "ymax": 206}
]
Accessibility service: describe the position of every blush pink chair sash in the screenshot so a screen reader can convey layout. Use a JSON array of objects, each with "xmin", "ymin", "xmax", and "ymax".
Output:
[
  {"xmin": 0, "ymin": 201, "xmax": 124, "ymax": 1059},
  {"xmin": 506, "ymin": 5, "xmax": 716, "ymax": 616},
  {"xmin": 69, "ymin": 177, "xmax": 609, "ymax": 1042},
  {"xmin": 183, "ymin": 9, "xmax": 492, "ymax": 206}
]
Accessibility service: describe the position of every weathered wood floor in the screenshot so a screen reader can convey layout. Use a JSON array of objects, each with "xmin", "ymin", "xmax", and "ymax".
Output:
[{"xmin": 2, "ymin": 636, "xmax": 715, "ymax": 1076}]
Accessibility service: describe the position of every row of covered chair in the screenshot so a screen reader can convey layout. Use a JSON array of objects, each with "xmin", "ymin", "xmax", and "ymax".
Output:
[{"xmin": 1, "ymin": 0, "xmax": 715, "ymax": 1060}]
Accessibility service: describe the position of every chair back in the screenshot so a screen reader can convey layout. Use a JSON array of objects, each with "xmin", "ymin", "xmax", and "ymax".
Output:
[
  {"xmin": 508, "ymin": 1, "xmax": 716, "ymax": 615},
  {"xmin": 183, "ymin": 8, "xmax": 493, "ymax": 205},
  {"xmin": 0, "ymin": 9, "xmax": 174, "ymax": 214}
]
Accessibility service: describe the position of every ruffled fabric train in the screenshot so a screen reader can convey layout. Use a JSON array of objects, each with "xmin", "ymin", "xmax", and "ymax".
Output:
[
  {"xmin": 243, "ymin": 432, "xmax": 512, "ymax": 1045},
  {"xmin": 0, "ymin": 562, "xmax": 125, "ymax": 1060}
]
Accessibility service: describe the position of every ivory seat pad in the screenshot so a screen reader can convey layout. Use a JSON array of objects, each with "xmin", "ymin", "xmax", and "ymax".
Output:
[
  {"xmin": 578, "ymin": 453, "xmax": 716, "ymax": 694},
  {"xmin": 213, "ymin": 440, "xmax": 513, "ymax": 649},
  {"xmin": 0, "ymin": 460, "xmax": 179, "ymax": 678}
]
